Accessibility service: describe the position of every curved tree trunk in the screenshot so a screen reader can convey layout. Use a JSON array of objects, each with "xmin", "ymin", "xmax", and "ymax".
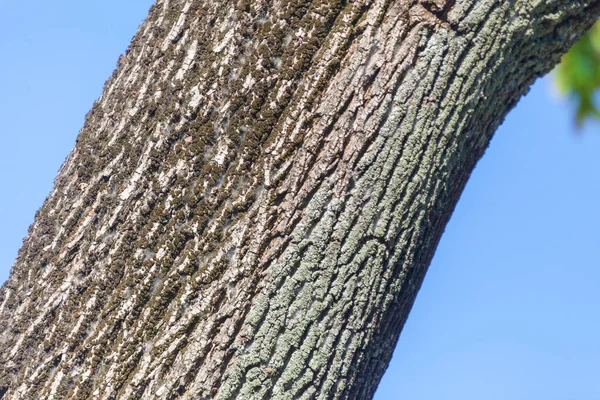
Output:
[{"xmin": 0, "ymin": 0, "xmax": 598, "ymax": 398}]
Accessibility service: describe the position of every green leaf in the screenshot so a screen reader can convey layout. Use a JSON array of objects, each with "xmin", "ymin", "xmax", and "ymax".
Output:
[{"xmin": 555, "ymin": 20, "xmax": 600, "ymax": 125}]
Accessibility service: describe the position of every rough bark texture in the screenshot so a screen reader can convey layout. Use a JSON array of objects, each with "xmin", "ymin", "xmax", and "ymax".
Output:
[{"xmin": 0, "ymin": 0, "xmax": 598, "ymax": 399}]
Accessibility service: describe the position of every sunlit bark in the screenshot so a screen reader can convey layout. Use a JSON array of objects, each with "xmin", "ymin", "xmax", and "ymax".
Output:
[{"xmin": 0, "ymin": 0, "xmax": 598, "ymax": 398}]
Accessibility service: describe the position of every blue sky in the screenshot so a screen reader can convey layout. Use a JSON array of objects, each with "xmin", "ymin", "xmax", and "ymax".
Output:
[{"xmin": 0, "ymin": 2, "xmax": 598, "ymax": 399}]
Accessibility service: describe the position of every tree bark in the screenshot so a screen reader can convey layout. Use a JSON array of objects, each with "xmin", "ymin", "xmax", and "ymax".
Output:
[{"xmin": 0, "ymin": 0, "xmax": 598, "ymax": 398}]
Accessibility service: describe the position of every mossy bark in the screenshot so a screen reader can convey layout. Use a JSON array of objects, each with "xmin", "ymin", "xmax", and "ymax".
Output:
[{"xmin": 0, "ymin": 0, "xmax": 598, "ymax": 399}]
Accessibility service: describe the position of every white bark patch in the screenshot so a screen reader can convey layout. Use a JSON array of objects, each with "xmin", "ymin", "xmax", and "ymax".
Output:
[
  {"xmin": 189, "ymin": 85, "xmax": 203, "ymax": 109},
  {"xmin": 175, "ymin": 40, "xmax": 198, "ymax": 80},
  {"xmin": 0, "ymin": 289, "xmax": 10, "ymax": 315},
  {"xmin": 48, "ymin": 370, "xmax": 64, "ymax": 400},
  {"xmin": 213, "ymin": 28, "xmax": 235, "ymax": 53},
  {"xmin": 120, "ymin": 141, "xmax": 155, "ymax": 201},
  {"xmin": 161, "ymin": 1, "xmax": 192, "ymax": 51}
]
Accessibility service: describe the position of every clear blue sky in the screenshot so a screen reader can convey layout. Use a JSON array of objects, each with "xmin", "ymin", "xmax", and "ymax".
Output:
[{"xmin": 0, "ymin": 2, "xmax": 598, "ymax": 399}]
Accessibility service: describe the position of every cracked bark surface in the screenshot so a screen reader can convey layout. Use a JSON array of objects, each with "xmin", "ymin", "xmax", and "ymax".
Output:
[{"xmin": 0, "ymin": 0, "xmax": 598, "ymax": 399}]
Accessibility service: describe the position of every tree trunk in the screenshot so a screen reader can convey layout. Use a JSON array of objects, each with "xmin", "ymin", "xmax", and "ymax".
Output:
[{"xmin": 0, "ymin": 0, "xmax": 597, "ymax": 398}]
